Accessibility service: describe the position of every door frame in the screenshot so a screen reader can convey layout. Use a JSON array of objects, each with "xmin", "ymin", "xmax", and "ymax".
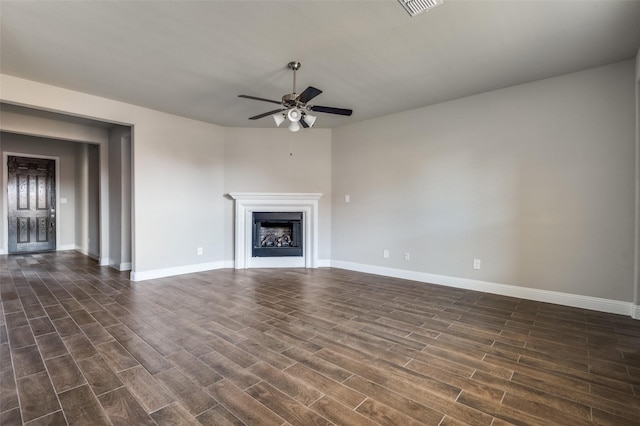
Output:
[{"xmin": 3, "ymin": 152, "xmax": 61, "ymax": 253}]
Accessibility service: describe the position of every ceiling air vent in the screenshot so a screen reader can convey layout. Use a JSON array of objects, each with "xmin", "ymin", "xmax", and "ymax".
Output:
[{"xmin": 398, "ymin": 0, "xmax": 444, "ymax": 17}]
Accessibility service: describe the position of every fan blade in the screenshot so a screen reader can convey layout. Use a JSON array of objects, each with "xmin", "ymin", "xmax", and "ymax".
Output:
[
  {"xmin": 300, "ymin": 117, "xmax": 310, "ymax": 128},
  {"xmin": 248, "ymin": 109, "xmax": 287, "ymax": 120},
  {"xmin": 310, "ymin": 105, "xmax": 353, "ymax": 116},
  {"xmin": 238, "ymin": 95, "xmax": 282, "ymax": 105},
  {"xmin": 296, "ymin": 86, "xmax": 323, "ymax": 104}
]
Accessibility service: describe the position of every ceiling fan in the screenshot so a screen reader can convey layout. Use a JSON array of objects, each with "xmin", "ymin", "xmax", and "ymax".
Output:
[{"xmin": 238, "ymin": 61, "xmax": 353, "ymax": 132}]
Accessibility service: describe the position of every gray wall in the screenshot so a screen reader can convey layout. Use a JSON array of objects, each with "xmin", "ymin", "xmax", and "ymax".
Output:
[
  {"xmin": 332, "ymin": 60, "xmax": 636, "ymax": 302},
  {"xmin": 108, "ymin": 125, "xmax": 132, "ymax": 269},
  {"xmin": 132, "ymin": 120, "xmax": 225, "ymax": 271},
  {"xmin": 87, "ymin": 144, "xmax": 100, "ymax": 258}
]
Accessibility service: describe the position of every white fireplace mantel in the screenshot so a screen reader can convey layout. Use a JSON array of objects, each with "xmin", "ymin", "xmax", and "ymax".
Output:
[{"xmin": 229, "ymin": 192, "xmax": 322, "ymax": 269}]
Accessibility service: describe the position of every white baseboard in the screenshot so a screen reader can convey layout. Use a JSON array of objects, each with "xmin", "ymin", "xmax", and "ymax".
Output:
[
  {"xmin": 318, "ymin": 259, "xmax": 331, "ymax": 268},
  {"xmin": 97, "ymin": 254, "xmax": 639, "ymax": 319},
  {"xmin": 109, "ymin": 262, "xmax": 132, "ymax": 272},
  {"xmin": 131, "ymin": 261, "xmax": 228, "ymax": 282},
  {"xmin": 330, "ymin": 260, "xmax": 636, "ymax": 318},
  {"xmin": 74, "ymin": 247, "xmax": 100, "ymax": 261}
]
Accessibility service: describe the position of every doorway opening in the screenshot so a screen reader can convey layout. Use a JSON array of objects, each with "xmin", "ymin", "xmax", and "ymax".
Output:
[{"xmin": 1, "ymin": 103, "xmax": 133, "ymax": 271}]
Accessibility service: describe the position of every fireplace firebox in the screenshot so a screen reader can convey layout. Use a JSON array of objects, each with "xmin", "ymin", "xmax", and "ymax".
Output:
[{"xmin": 252, "ymin": 212, "xmax": 303, "ymax": 257}]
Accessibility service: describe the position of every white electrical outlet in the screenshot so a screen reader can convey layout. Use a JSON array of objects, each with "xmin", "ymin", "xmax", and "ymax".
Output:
[
  {"xmin": 473, "ymin": 259, "xmax": 481, "ymax": 269},
  {"xmin": 383, "ymin": 249, "xmax": 389, "ymax": 258},
  {"xmin": 345, "ymin": 194, "xmax": 351, "ymax": 203},
  {"xmin": 197, "ymin": 247, "xmax": 203, "ymax": 255},
  {"xmin": 404, "ymin": 252, "xmax": 410, "ymax": 261}
]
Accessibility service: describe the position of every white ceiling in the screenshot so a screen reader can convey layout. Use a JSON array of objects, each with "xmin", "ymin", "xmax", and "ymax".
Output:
[{"xmin": 1, "ymin": 1, "xmax": 639, "ymax": 129}]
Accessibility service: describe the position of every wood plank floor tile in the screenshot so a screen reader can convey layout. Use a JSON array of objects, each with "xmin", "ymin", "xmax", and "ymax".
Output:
[
  {"xmin": 8, "ymin": 325, "xmax": 36, "ymax": 349},
  {"xmin": 285, "ymin": 362, "xmax": 366, "ymax": 409},
  {"xmin": 154, "ymin": 367, "xmax": 217, "ymax": 415},
  {"xmin": 165, "ymin": 350, "xmax": 223, "ymax": 387},
  {"xmin": 309, "ymin": 396, "xmax": 379, "ymax": 426},
  {"xmin": 246, "ymin": 380, "xmax": 332, "ymax": 425},
  {"xmin": 90, "ymin": 310, "xmax": 120, "ymax": 327},
  {"xmin": 5, "ymin": 311, "xmax": 29, "ymax": 329},
  {"xmin": 355, "ymin": 397, "xmax": 430, "ymax": 426},
  {"xmin": 58, "ymin": 384, "xmax": 111, "ymax": 425},
  {"xmin": 3, "ymin": 252, "xmax": 640, "ymax": 425},
  {"xmin": 36, "ymin": 333, "xmax": 69, "ymax": 360},
  {"xmin": 0, "ymin": 367, "xmax": 19, "ymax": 412},
  {"xmin": 28, "ymin": 317, "xmax": 56, "ymax": 336},
  {"xmin": 76, "ymin": 354, "xmax": 123, "ymax": 396},
  {"xmin": 196, "ymin": 404, "xmax": 245, "ymax": 426},
  {"xmin": 80, "ymin": 322, "xmax": 115, "ymax": 346},
  {"xmin": 248, "ymin": 361, "xmax": 323, "ymax": 406},
  {"xmin": 149, "ymin": 402, "xmax": 201, "ymax": 426},
  {"xmin": 15, "ymin": 370, "xmax": 60, "ymax": 422},
  {"xmin": 207, "ymin": 379, "xmax": 286, "ymax": 426},
  {"xmin": 11, "ymin": 344, "xmax": 45, "ymax": 378},
  {"xmin": 43, "ymin": 304, "xmax": 68, "ymax": 320},
  {"xmin": 95, "ymin": 340, "xmax": 140, "ymax": 372},
  {"xmin": 0, "ymin": 407, "xmax": 22, "ymax": 425},
  {"xmin": 22, "ymin": 410, "xmax": 66, "ymax": 425},
  {"xmin": 106, "ymin": 324, "xmax": 173, "ymax": 374},
  {"xmin": 52, "ymin": 317, "xmax": 81, "ymax": 338},
  {"xmin": 345, "ymin": 375, "xmax": 445, "ymax": 424},
  {"xmin": 45, "ymin": 354, "xmax": 86, "ymax": 393},
  {"xmin": 62, "ymin": 334, "xmax": 98, "ymax": 361},
  {"xmin": 97, "ymin": 387, "xmax": 156, "ymax": 426},
  {"xmin": 117, "ymin": 365, "xmax": 175, "ymax": 413},
  {"xmin": 200, "ymin": 350, "xmax": 262, "ymax": 389}
]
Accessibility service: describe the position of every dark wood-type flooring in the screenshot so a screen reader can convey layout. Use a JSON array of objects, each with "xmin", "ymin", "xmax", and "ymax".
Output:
[{"xmin": 1, "ymin": 251, "xmax": 639, "ymax": 425}]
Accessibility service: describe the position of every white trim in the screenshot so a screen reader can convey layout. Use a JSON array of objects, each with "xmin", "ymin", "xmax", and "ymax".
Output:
[
  {"xmin": 131, "ymin": 261, "xmax": 227, "ymax": 282},
  {"xmin": 109, "ymin": 262, "xmax": 131, "ymax": 272},
  {"xmin": 249, "ymin": 256, "xmax": 305, "ymax": 268},
  {"xmin": 75, "ymin": 247, "xmax": 99, "ymax": 260},
  {"xmin": 229, "ymin": 193, "xmax": 322, "ymax": 269},
  {"xmin": 330, "ymin": 260, "xmax": 636, "ymax": 318},
  {"xmin": 57, "ymin": 244, "xmax": 75, "ymax": 251}
]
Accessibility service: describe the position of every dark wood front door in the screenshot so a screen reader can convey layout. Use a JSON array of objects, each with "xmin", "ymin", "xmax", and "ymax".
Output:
[{"xmin": 7, "ymin": 156, "xmax": 56, "ymax": 253}]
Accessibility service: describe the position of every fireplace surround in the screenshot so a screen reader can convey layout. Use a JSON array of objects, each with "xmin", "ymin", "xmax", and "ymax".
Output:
[{"xmin": 229, "ymin": 193, "xmax": 322, "ymax": 268}]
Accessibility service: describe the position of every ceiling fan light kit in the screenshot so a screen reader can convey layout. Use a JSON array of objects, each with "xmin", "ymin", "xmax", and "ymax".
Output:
[
  {"xmin": 287, "ymin": 108, "xmax": 302, "ymax": 122},
  {"xmin": 303, "ymin": 114, "xmax": 317, "ymax": 127},
  {"xmin": 239, "ymin": 61, "xmax": 353, "ymax": 132},
  {"xmin": 273, "ymin": 113, "xmax": 286, "ymax": 127},
  {"xmin": 288, "ymin": 121, "xmax": 301, "ymax": 132},
  {"xmin": 398, "ymin": 0, "xmax": 443, "ymax": 17}
]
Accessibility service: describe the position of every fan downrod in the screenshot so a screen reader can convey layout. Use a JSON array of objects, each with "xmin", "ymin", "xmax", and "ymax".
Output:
[{"xmin": 287, "ymin": 61, "xmax": 301, "ymax": 71}]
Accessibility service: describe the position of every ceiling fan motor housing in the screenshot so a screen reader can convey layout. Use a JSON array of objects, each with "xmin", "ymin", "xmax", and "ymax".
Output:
[{"xmin": 282, "ymin": 93, "xmax": 298, "ymax": 107}]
